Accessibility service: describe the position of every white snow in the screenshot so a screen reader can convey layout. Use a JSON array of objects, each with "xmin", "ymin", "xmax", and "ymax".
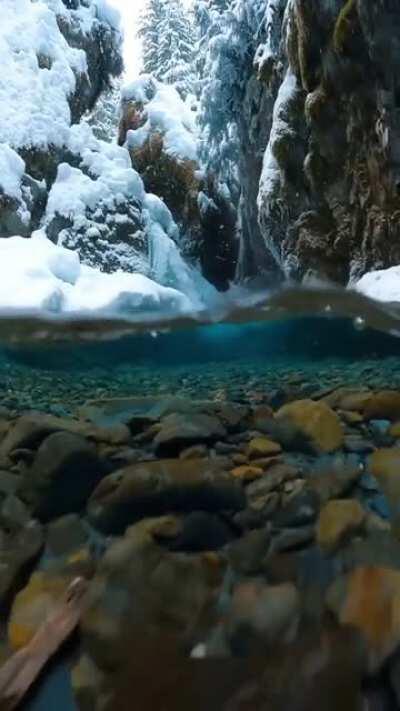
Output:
[
  {"xmin": 0, "ymin": 0, "xmax": 119, "ymax": 151},
  {"xmin": 0, "ymin": 232, "xmax": 192, "ymax": 317},
  {"xmin": 355, "ymin": 266, "xmax": 400, "ymax": 303},
  {"xmin": 0, "ymin": 145, "xmax": 26, "ymax": 200},
  {"xmin": 258, "ymin": 68, "xmax": 298, "ymax": 217},
  {"xmin": 46, "ymin": 124, "xmax": 145, "ymax": 223},
  {"xmin": 122, "ymin": 76, "xmax": 198, "ymax": 162}
]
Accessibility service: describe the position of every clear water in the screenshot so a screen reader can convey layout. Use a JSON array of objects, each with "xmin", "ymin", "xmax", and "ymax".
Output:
[{"xmin": 4, "ymin": 284, "xmax": 400, "ymax": 710}]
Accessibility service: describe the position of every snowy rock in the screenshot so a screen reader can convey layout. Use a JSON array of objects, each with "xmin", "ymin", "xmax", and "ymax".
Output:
[
  {"xmin": 355, "ymin": 266, "xmax": 400, "ymax": 304},
  {"xmin": 0, "ymin": 232, "xmax": 195, "ymax": 317}
]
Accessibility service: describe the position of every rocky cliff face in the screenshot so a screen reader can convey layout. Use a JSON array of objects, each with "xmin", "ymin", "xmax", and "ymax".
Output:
[
  {"xmin": 256, "ymin": 0, "xmax": 400, "ymax": 285},
  {"xmin": 0, "ymin": 0, "xmax": 123, "ymax": 243}
]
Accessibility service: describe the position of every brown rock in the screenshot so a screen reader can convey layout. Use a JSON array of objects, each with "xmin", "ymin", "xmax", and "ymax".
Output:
[
  {"xmin": 389, "ymin": 423, "xmax": 400, "ymax": 438},
  {"xmin": 227, "ymin": 580, "xmax": 300, "ymax": 651},
  {"xmin": 0, "ymin": 521, "xmax": 44, "ymax": 608},
  {"xmin": 308, "ymin": 455, "xmax": 362, "ymax": 503},
  {"xmin": 328, "ymin": 566, "xmax": 400, "ymax": 671},
  {"xmin": 230, "ymin": 465, "xmax": 264, "ymax": 482},
  {"xmin": 8, "ymin": 571, "xmax": 73, "ymax": 650},
  {"xmin": 247, "ymin": 437, "xmax": 281, "ymax": 459},
  {"xmin": 339, "ymin": 410, "xmax": 364, "ymax": 425},
  {"xmin": 364, "ymin": 392, "xmax": 400, "ymax": 422},
  {"xmin": 153, "ymin": 413, "xmax": 226, "ymax": 456},
  {"xmin": 88, "ymin": 458, "xmax": 245, "ymax": 534},
  {"xmin": 81, "ymin": 516, "xmax": 225, "ymax": 671},
  {"xmin": 275, "ymin": 400, "xmax": 344, "ymax": 453},
  {"xmin": 21, "ymin": 431, "xmax": 104, "ymax": 521},
  {"xmin": 317, "ymin": 499, "xmax": 366, "ymax": 554}
]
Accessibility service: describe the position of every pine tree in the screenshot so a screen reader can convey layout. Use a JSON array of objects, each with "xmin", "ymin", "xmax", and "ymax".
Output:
[
  {"xmin": 138, "ymin": 0, "xmax": 165, "ymax": 76},
  {"xmin": 138, "ymin": 0, "xmax": 197, "ymax": 100},
  {"xmin": 84, "ymin": 77, "xmax": 122, "ymax": 143}
]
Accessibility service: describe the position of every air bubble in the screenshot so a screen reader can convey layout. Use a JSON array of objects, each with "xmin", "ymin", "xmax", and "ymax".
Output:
[{"xmin": 353, "ymin": 316, "xmax": 366, "ymax": 331}]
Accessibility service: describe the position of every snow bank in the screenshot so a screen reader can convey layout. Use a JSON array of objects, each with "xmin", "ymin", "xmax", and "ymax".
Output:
[
  {"xmin": 0, "ymin": 233, "xmax": 191, "ymax": 317},
  {"xmin": 122, "ymin": 76, "xmax": 198, "ymax": 162},
  {"xmin": 0, "ymin": 145, "xmax": 26, "ymax": 200},
  {"xmin": 47, "ymin": 123, "xmax": 145, "ymax": 221},
  {"xmin": 355, "ymin": 266, "xmax": 400, "ymax": 303},
  {"xmin": 0, "ymin": 0, "xmax": 119, "ymax": 151}
]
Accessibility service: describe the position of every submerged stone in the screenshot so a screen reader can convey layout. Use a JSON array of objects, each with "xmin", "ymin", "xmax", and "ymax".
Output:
[
  {"xmin": 317, "ymin": 499, "xmax": 366, "ymax": 554},
  {"xmin": 88, "ymin": 458, "xmax": 245, "ymax": 534},
  {"xmin": 275, "ymin": 400, "xmax": 344, "ymax": 454}
]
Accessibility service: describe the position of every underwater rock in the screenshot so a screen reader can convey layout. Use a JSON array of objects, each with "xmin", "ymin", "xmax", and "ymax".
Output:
[
  {"xmin": 230, "ymin": 465, "xmax": 264, "ymax": 483},
  {"xmin": 369, "ymin": 448, "xmax": 400, "ymax": 532},
  {"xmin": 327, "ymin": 566, "xmax": 400, "ymax": 672},
  {"xmin": 81, "ymin": 516, "xmax": 225, "ymax": 673},
  {"xmin": 226, "ymin": 580, "xmax": 300, "ymax": 655},
  {"xmin": 246, "ymin": 463, "xmax": 298, "ymax": 509},
  {"xmin": 275, "ymin": 400, "xmax": 344, "ymax": 454},
  {"xmin": 0, "ymin": 520, "xmax": 43, "ymax": 609},
  {"xmin": 226, "ymin": 529, "xmax": 271, "ymax": 576},
  {"xmin": 270, "ymin": 525, "xmax": 315, "ymax": 554},
  {"xmin": 87, "ymin": 458, "xmax": 245, "ymax": 534},
  {"xmin": 7, "ymin": 570, "xmax": 76, "ymax": 651},
  {"xmin": 272, "ymin": 490, "xmax": 320, "ymax": 528},
  {"xmin": 364, "ymin": 392, "xmax": 400, "ymax": 422},
  {"xmin": 153, "ymin": 413, "xmax": 227, "ymax": 456},
  {"xmin": 307, "ymin": 455, "xmax": 362, "ymax": 503},
  {"xmin": 47, "ymin": 514, "xmax": 89, "ymax": 557},
  {"xmin": 22, "ymin": 431, "xmax": 105, "ymax": 521},
  {"xmin": 316, "ymin": 499, "xmax": 366, "ymax": 555},
  {"xmin": 247, "ymin": 437, "xmax": 282, "ymax": 459},
  {"xmin": 167, "ymin": 512, "xmax": 234, "ymax": 553}
]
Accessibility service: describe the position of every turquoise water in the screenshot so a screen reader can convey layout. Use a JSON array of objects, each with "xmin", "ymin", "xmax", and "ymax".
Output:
[{"xmin": 3, "ymin": 287, "xmax": 400, "ymax": 710}]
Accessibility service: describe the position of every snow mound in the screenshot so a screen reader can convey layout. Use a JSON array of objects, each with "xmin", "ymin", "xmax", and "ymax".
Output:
[
  {"xmin": 122, "ymin": 76, "xmax": 198, "ymax": 162},
  {"xmin": 47, "ymin": 123, "xmax": 146, "ymax": 221},
  {"xmin": 355, "ymin": 266, "xmax": 400, "ymax": 303},
  {"xmin": 0, "ymin": 145, "xmax": 26, "ymax": 200},
  {"xmin": 0, "ymin": 0, "xmax": 119, "ymax": 151},
  {"xmin": 0, "ymin": 233, "xmax": 191, "ymax": 317}
]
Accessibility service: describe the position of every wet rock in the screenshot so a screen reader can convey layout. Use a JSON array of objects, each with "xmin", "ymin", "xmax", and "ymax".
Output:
[
  {"xmin": 226, "ymin": 580, "xmax": 300, "ymax": 655},
  {"xmin": 344, "ymin": 435, "xmax": 374, "ymax": 454},
  {"xmin": 179, "ymin": 444, "xmax": 208, "ymax": 460},
  {"xmin": 317, "ymin": 500, "xmax": 366, "ymax": 555},
  {"xmin": 270, "ymin": 525, "xmax": 315, "ymax": 553},
  {"xmin": 272, "ymin": 490, "xmax": 319, "ymax": 528},
  {"xmin": 307, "ymin": 455, "xmax": 362, "ymax": 503},
  {"xmin": 246, "ymin": 463, "xmax": 298, "ymax": 510},
  {"xmin": 233, "ymin": 493, "xmax": 280, "ymax": 530},
  {"xmin": 79, "ymin": 397, "xmax": 216, "ymax": 430},
  {"xmin": 0, "ymin": 471, "xmax": 20, "ymax": 497},
  {"xmin": 22, "ymin": 431, "xmax": 104, "ymax": 521},
  {"xmin": 327, "ymin": 566, "xmax": 400, "ymax": 672},
  {"xmin": 230, "ymin": 465, "xmax": 264, "ymax": 482},
  {"xmin": 153, "ymin": 413, "xmax": 226, "ymax": 456},
  {"xmin": 0, "ymin": 521, "xmax": 43, "ymax": 609},
  {"xmin": 226, "ymin": 529, "xmax": 271, "ymax": 575},
  {"xmin": 88, "ymin": 459, "xmax": 245, "ymax": 534},
  {"xmin": 81, "ymin": 517, "xmax": 225, "ymax": 671},
  {"xmin": 72, "ymin": 654, "xmax": 103, "ymax": 711},
  {"xmin": 47, "ymin": 514, "xmax": 88, "ymax": 557},
  {"xmin": 0, "ymin": 495, "xmax": 30, "ymax": 531},
  {"xmin": 8, "ymin": 570, "xmax": 74, "ymax": 650},
  {"xmin": 369, "ymin": 448, "xmax": 400, "ymax": 531},
  {"xmin": 341, "ymin": 530, "xmax": 400, "ymax": 572},
  {"xmin": 247, "ymin": 437, "xmax": 281, "ymax": 459},
  {"xmin": 168, "ymin": 512, "xmax": 234, "ymax": 553},
  {"xmin": 364, "ymin": 392, "xmax": 400, "ymax": 422},
  {"xmin": 275, "ymin": 400, "xmax": 344, "ymax": 454}
]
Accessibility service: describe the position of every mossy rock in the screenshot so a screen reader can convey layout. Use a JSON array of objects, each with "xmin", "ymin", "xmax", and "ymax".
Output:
[{"xmin": 333, "ymin": 0, "xmax": 358, "ymax": 55}]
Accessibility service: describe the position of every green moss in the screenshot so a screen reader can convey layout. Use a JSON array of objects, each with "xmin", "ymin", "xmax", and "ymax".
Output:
[{"xmin": 333, "ymin": 0, "xmax": 357, "ymax": 55}]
